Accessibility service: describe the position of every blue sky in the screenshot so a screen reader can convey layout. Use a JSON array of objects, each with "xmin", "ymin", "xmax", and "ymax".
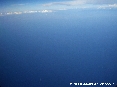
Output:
[
  {"xmin": 1, "ymin": 0, "xmax": 117, "ymax": 4},
  {"xmin": 0, "ymin": 0, "xmax": 117, "ymax": 16}
]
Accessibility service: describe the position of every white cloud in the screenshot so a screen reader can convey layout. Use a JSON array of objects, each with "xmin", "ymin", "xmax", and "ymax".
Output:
[
  {"xmin": 1, "ymin": 0, "xmax": 117, "ymax": 16},
  {"xmin": 97, "ymin": 4, "xmax": 117, "ymax": 9},
  {"xmin": 109, "ymin": 4, "xmax": 117, "ymax": 8},
  {"xmin": 0, "ymin": 13, "xmax": 3, "ymax": 16},
  {"xmin": 42, "ymin": 0, "xmax": 117, "ymax": 10},
  {"xmin": 14, "ymin": 12, "xmax": 22, "ymax": 14},
  {"xmin": 43, "ymin": 1, "xmax": 85, "ymax": 6},
  {"xmin": 41, "ymin": 10, "xmax": 53, "ymax": 13},
  {"xmin": 72, "ymin": 0, "xmax": 117, "ymax": 4},
  {"xmin": 43, "ymin": 0, "xmax": 117, "ymax": 6},
  {"xmin": 0, "ymin": 10, "xmax": 53, "ymax": 16},
  {"xmin": 24, "ymin": 10, "xmax": 38, "ymax": 13},
  {"xmin": 58, "ymin": 8, "xmax": 67, "ymax": 10}
]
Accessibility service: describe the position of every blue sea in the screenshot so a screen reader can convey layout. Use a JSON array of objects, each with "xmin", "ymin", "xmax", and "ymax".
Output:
[{"xmin": 0, "ymin": 9, "xmax": 117, "ymax": 87}]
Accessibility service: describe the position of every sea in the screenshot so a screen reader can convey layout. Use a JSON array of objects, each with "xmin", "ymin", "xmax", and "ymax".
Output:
[{"xmin": 0, "ymin": 9, "xmax": 117, "ymax": 87}]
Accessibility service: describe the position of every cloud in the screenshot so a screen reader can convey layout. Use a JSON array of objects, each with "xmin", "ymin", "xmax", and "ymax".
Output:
[
  {"xmin": 71, "ymin": 0, "xmax": 117, "ymax": 4},
  {"xmin": 43, "ymin": 0, "xmax": 117, "ymax": 6},
  {"xmin": 0, "ymin": 0, "xmax": 117, "ymax": 16},
  {"xmin": 41, "ymin": 10, "xmax": 53, "ymax": 13},
  {"xmin": 42, "ymin": 0, "xmax": 117, "ymax": 10},
  {"xmin": 43, "ymin": 1, "xmax": 85, "ymax": 6},
  {"xmin": 109, "ymin": 4, "xmax": 117, "ymax": 8},
  {"xmin": 0, "ymin": 13, "xmax": 3, "ymax": 16},
  {"xmin": 84, "ymin": 0, "xmax": 117, "ymax": 4},
  {"xmin": 0, "ymin": 10, "xmax": 53, "ymax": 16},
  {"xmin": 97, "ymin": 4, "xmax": 117, "ymax": 9}
]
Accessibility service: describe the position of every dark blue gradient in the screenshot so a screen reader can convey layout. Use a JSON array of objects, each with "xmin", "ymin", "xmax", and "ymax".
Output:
[{"xmin": 0, "ymin": 9, "xmax": 117, "ymax": 87}]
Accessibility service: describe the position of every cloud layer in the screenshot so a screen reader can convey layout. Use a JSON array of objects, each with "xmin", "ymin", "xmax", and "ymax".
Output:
[
  {"xmin": 0, "ymin": 0, "xmax": 117, "ymax": 16},
  {"xmin": 43, "ymin": 0, "xmax": 117, "ymax": 6}
]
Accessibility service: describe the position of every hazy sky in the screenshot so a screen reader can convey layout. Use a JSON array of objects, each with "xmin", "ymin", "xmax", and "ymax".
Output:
[
  {"xmin": 0, "ymin": 0, "xmax": 117, "ymax": 16},
  {"xmin": 1, "ymin": 0, "xmax": 117, "ymax": 4}
]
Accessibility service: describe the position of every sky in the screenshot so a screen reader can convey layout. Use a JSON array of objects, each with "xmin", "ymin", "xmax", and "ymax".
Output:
[
  {"xmin": 0, "ymin": 0, "xmax": 117, "ymax": 17},
  {"xmin": 0, "ymin": 0, "xmax": 117, "ymax": 15},
  {"xmin": 1, "ymin": 0, "xmax": 117, "ymax": 3},
  {"xmin": 1, "ymin": 0, "xmax": 117, "ymax": 5}
]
